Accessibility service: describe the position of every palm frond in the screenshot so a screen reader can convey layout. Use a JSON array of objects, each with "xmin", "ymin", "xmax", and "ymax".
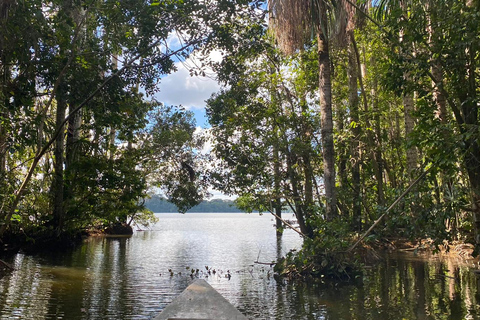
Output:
[
  {"xmin": 373, "ymin": 0, "xmax": 401, "ymax": 21},
  {"xmin": 268, "ymin": 0, "xmax": 315, "ymax": 54}
]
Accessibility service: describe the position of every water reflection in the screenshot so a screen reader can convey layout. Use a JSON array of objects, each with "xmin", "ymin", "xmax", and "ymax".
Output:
[{"xmin": 0, "ymin": 213, "xmax": 479, "ymax": 319}]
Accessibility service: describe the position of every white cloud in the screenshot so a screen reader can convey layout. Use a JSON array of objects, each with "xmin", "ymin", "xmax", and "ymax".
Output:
[
  {"xmin": 155, "ymin": 51, "xmax": 222, "ymax": 111},
  {"xmin": 208, "ymin": 189, "xmax": 237, "ymax": 200}
]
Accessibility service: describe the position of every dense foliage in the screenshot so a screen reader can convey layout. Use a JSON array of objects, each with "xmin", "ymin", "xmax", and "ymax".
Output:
[
  {"xmin": 0, "ymin": 0, "xmax": 263, "ymax": 247},
  {"xmin": 205, "ymin": 0, "xmax": 480, "ymax": 278}
]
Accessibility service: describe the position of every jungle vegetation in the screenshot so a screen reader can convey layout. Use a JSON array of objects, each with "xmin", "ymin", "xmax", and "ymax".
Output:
[{"xmin": 1, "ymin": 0, "xmax": 480, "ymax": 277}]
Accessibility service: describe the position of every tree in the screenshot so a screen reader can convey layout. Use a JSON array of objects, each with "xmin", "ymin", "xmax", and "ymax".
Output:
[
  {"xmin": 207, "ymin": 29, "xmax": 325, "ymax": 237},
  {"xmin": 143, "ymin": 105, "xmax": 210, "ymax": 213},
  {"xmin": 269, "ymin": 0, "xmax": 337, "ymax": 220},
  {"xmin": 371, "ymin": 0, "xmax": 480, "ymax": 248},
  {"xmin": 0, "ymin": 0, "xmax": 264, "ymax": 241}
]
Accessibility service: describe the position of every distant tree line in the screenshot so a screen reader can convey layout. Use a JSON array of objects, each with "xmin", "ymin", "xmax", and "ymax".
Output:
[{"xmin": 145, "ymin": 195, "xmax": 243, "ymax": 213}]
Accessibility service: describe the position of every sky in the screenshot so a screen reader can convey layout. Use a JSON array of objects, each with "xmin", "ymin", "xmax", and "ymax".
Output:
[{"xmin": 154, "ymin": 51, "xmax": 222, "ymax": 128}]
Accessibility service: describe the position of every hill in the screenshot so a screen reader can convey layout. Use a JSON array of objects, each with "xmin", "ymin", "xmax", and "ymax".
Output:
[{"xmin": 144, "ymin": 195, "xmax": 243, "ymax": 213}]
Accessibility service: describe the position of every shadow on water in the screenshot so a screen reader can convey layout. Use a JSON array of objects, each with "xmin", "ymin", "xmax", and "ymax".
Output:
[{"xmin": 0, "ymin": 213, "xmax": 480, "ymax": 319}]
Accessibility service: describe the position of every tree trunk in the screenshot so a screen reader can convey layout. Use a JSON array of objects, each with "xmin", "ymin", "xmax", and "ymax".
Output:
[
  {"xmin": 460, "ymin": 0, "xmax": 480, "ymax": 255},
  {"xmin": 52, "ymin": 84, "xmax": 67, "ymax": 234},
  {"xmin": 400, "ymin": 1, "xmax": 418, "ymax": 180},
  {"xmin": 299, "ymin": 93, "xmax": 315, "ymax": 228},
  {"xmin": 303, "ymin": 151, "xmax": 314, "ymax": 220},
  {"xmin": 463, "ymin": 81, "xmax": 480, "ymax": 252},
  {"xmin": 347, "ymin": 33, "xmax": 362, "ymax": 230},
  {"xmin": 317, "ymin": 12, "xmax": 337, "ymax": 221},
  {"xmin": 273, "ymin": 129, "xmax": 283, "ymax": 235},
  {"xmin": 0, "ymin": 68, "xmax": 10, "ymax": 223},
  {"xmin": 465, "ymin": 144, "xmax": 480, "ymax": 250},
  {"xmin": 472, "ymin": 192, "xmax": 480, "ymax": 253},
  {"xmin": 403, "ymin": 90, "xmax": 417, "ymax": 179},
  {"xmin": 0, "ymin": 119, "xmax": 6, "ymax": 224},
  {"xmin": 372, "ymin": 70, "xmax": 385, "ymax": 207},
  {"xmin": 0, "ymin": 120, "xmax": 5, "ymax": 179},
  {"xmin": 336, "ymin": 101, "xmax": 347, "ymax": 190},
  {"xmin": 66, "ymin": 109, "xmax": 81, "ymax": 169},
  {"xmin": 287, "ymin": 151, "xmax": 313, "ymax": 238}
]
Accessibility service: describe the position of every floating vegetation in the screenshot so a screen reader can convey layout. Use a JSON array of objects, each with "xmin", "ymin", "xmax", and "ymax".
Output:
[{"xmin": 163, "ymin": 264, "xmax": 279, "ymax": 282}]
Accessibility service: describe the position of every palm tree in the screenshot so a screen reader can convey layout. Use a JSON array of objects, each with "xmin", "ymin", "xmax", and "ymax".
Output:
[{"xmin": 268, "ymin": 0, "xmax": 337, "ymax": 220}]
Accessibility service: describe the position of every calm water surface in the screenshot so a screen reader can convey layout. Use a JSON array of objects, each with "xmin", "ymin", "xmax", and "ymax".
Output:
[{"xmin": 0, "ymin": 212, "xmax": 480, "ymax": 319}]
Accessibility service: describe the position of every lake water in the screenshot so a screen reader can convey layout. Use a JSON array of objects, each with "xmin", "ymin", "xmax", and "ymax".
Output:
[{"xmin": 0, "ymin": 212, "xmax": 480, "ymax": 319}]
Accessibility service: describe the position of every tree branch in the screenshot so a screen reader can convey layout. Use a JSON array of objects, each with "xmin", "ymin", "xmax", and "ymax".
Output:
[
  {"xmin": 347, "ymin": 164, "xmax": 432, "ymax": 252},
  {"xmin": 269, "ymin": 210, "xmax": 306, "ymax": 238}
]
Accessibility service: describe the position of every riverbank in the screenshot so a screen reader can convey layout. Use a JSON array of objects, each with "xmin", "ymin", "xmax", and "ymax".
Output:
[
  {"xmin": 0, "ymin": 222, "xmax": 134, "ymax": 257},
  {"xmin": 276, "ymin": 235, "xmax": 479, "ymax": 282}
]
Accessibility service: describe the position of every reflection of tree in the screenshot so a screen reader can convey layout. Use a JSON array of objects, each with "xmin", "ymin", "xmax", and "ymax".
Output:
[
  {"xmin": 0, "ymin": 256, "xmax": 52, "ymax": 318},
  {"xmin": 344, "ymin": 255, "xmax": 480, "ymax": 320},
  {"xmin": 2, "ymin": 240, "xmax": 480, "ymax": 319},
  {"xmin": 413, "ymin": 261, "xmax": 427, "ymax": 320},
  {"xmin": 81, "ymin": 238, "xmax": 133, "ymax": 318}
]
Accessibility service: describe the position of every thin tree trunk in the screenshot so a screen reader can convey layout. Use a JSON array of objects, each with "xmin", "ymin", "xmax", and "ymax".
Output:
[
  {"xmin": 465, "ymin": 142, "xmax": 480, "ymax": 250},
  {"xmin": 336, "ymin": 103, "xmax": 347, "ymax": 190},
  {"xmin": 273, "ymin": 128, "xmax": 283, "ymax": 235},
  {"xmin": 0, "ymin": 121, "xmax": 5, "ymax": 179},
  {"xmin": 463, "ymin": 71, "xmax": 480, "ymax": 251},
  {"xmin": 299, "ymin": 93, "xmax": 315, "ymax": 227},
  {"xmin": 287, "ymin": 151, "xmax": 313, "ymax": 238},
  {"xmin": 347, "ymin": 32, "xmax": 361, "ymax": 230},
  {"xmin": 108, "ymin": 54, "xmax": 118, "ymax": 161},
  {"xmin": 462, "ymin": 0, "xmax": 480, "ymax": 255},
  {"xmin": 432, "ymin": 63, "xmax": 447, "ymax": 121},
  {"xmin": 66, "ymin": 109, "xmax": 82, "ymax": 169},
  {"xmin": 303, "ymin": 151, "xmax": 314, "ymax": 220},
  {"xmin": 52, "ymin": 84, "xmax": 67, "ymax": 234},
  {"xmin": 372, "ymin": 69, "xmax": 385, "ymax": 206},
  {"xmin": 400, "ymin": 1, "xmax": 417, "ymax": 180},
  {"xmin": 317, "ymin": 11, "xmax": 337, "ymax": 221},
  {"xmin": 0, "ymin": 120, "xmax": 6, "ymax": 223},
  {"xmin": 0, "ymin": 65, "xmax": 10, "ymax": 222},
  {"xmin": 428, "ymin": 1, "xmax": 450, "ymax": 230},
  {"xmin": 403, "ymin": 90, "xmax": 417, "ymax": 178}
]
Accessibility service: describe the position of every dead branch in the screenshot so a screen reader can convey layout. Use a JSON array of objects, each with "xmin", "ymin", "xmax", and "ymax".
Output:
[
  {"xmin": 347, "ymin": 166, "xmax": 432, "ymax": 252},
  {"xmin": 270, "ymin": 211, "xmax": 306, "ymax": 238},
  {"xmin": 0, "ymin": 259, "xmax": 14, "ymax": 271}
]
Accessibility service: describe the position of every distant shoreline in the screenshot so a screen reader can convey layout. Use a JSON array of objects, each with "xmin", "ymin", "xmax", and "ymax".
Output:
[
  {"xmin": 144, "ymin": 196, "xmax": 243, "ymax": 213},
  {"xmin": 145, "ymin": 196, "xmax": 294, "ymax": 214}
]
